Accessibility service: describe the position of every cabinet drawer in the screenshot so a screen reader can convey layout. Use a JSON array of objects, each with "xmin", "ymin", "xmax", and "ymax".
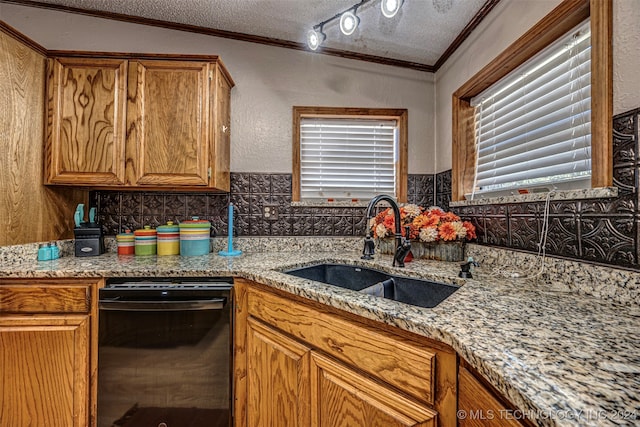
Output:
[
  {"xmin": 247, "ymin": 288, "xmax": 436, "ymax": 404},
  {"xmin": 0, "ymin": 284, "xmax": 91, "ymax": 314}
]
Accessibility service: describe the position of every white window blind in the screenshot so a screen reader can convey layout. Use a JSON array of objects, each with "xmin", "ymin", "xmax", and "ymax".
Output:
[
  {"xmin": 470, "ymin": 20, "xmax": 591, "ymax": 198},
  {"xmin": 300, "ymin": 117, "xmax": 398, "ymax": 200}
]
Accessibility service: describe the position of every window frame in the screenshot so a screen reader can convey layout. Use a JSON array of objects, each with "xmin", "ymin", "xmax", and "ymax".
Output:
[
  {"xmin": 451, "ymin": 0, "xmax": 612, "ymax": 201},
  {"xmin": 292, "ymin": 106, "xmax": 408, "ymax": 202}
]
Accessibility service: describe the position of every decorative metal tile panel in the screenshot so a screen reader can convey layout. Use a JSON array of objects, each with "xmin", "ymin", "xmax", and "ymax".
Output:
[
  {"xmin": 271, "ymin": 174, "xmax": 292, "ymax": 195},
  {"xmin": 436, "ymin": 170, "xmax": 452, "ymax": 195},
  {"xmin": 249, "ymin": 173, "xmax": 271, "ymax": 194},
  {"xmin": 230, "ymin": 172, "xmax": 250, "ymax": 194}
]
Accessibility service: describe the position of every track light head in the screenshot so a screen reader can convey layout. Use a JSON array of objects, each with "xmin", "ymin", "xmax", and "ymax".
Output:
[
  {"xmin": 381, "ymin": 0, "xmax": 403, "ymax": 18},
  {"xmin": 339, "ymin": 10, "xmax": 360, "ymax": 36},
  {"xmin": 307, "ymin": 27, "xmax": 326, "ymax": 50}
]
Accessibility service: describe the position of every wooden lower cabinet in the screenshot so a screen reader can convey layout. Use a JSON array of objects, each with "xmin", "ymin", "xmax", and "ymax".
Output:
[
  {"xmin": 0, "ymin": 279, "xmax": 99, "ymax": 427},
  {"xmin": 458, "ymin": 365, "xmax": 529, "ymax": 427},
  {"xmin": 247, "ymin": 317, "xmax": 311, "ymax": 427},
  {"xmin": 311, "ymin": 352, "xmax": 436, "ymax": 427},
  {"xmin": 235, "ymin": 279, "xmax": 455, "ymax": 427}
]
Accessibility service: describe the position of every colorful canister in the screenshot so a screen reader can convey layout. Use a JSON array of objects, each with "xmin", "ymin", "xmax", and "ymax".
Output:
[
  {"xmin": 157, "ymin": 221, "xmax": 180, "ymax": 256},
  {"xmin": 179, "ymin": 217, "xmax": 211, "ymax": 256},
  {"xmin": 116, "ymin": 229, "xmax": 135, "ymax": 256},
  {"xmin": 134, "ymin": 226, "xmax": 157, "ymax": 256}
]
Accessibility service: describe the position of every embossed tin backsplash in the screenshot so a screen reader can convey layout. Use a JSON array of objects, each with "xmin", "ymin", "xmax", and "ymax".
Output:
[
  {"xmin": 93, "ymin": 174, "xmax": 436, "ymax": 238},
  {"xmin": 94, "ymin": 109, "xmax": 640, "ymax": 270}
]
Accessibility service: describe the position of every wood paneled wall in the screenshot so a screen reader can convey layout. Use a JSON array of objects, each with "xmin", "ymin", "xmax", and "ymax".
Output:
[{"xmin": 0, "ymin": 28, "xmax": 86, "ymax": 246}]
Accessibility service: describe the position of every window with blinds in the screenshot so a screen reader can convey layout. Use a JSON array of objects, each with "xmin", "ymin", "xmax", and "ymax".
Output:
[
  {"xmin": 299, "ymin": 117, "xmax": 398, "ymax": 200},
  {"xmin": 469, "ymin": 20, "xmax": 591, "ymax": 198}
]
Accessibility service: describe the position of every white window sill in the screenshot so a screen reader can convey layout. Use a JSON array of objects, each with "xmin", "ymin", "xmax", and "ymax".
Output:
[{"xmin": 449, "ymin": 187, "xmax": 619, "ymax": 207}]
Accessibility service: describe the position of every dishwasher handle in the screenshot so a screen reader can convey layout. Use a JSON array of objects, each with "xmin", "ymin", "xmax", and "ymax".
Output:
[{"xmin": 99, "ymin": 297, "xmax": 226, "ymax": 311}]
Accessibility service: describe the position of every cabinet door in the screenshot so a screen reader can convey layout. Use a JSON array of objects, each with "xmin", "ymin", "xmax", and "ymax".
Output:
[
  {"xmin": 458, "ymin": 367, "xmax": 526, "ymax": 427},
  {"xmin": 45, "ymin": 57, "xmax": 127, "ymax": 185},
  {"xmin": 0, "ymin": 315, "xmax": 90, "ymax": 427},
  {"xmin": 311, "ymin": 352, "xmax": 437, "ymax": 427},
  {"xmin": 246, "ymin": 318, "xmax": 311, "ymax": 427},
  {"xmin": 126, "ymin": 60, "xmax": 211, "ymax": 187}
]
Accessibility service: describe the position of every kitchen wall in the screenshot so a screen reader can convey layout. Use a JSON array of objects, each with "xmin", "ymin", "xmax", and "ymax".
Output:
[
  {"xmin": 0, "ymin": 2, "xmax": 436, "ymax": 175},
  {"xmin": 434, "ymin": 0, "xmax": 640, "ymax": 172}
]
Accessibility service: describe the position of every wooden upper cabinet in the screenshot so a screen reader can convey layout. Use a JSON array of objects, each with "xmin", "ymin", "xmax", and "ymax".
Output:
[
  {"xmin": 44, "ymin": 54, "xmax": 234, "ymax": 191},
  {"xmin": 126, "ymin": 60, "xmax": 210, "ymax": 187},
  {"xmin": 45, "ymin": 57, "xmax": 127, "ymax": 185}
]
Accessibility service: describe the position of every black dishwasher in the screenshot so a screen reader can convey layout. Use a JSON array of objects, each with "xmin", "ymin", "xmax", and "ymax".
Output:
[{"xmin": 97, "ymin": 277, "xmax": 233, "ymax": 427}]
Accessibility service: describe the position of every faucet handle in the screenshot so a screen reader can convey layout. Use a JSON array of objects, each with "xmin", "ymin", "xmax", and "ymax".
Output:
[
  {"xmin": 361, "ymin": 233, "xmax": 375, "ymax": 260},
  {"xmin": 458, "ymin": 259, "xmax": 479, "ymax": 278}
]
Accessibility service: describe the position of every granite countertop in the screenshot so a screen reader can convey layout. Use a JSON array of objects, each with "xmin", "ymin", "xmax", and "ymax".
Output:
[{"xmin": 1, "ymin": 247, "xmax": 638, "ymax": 427}]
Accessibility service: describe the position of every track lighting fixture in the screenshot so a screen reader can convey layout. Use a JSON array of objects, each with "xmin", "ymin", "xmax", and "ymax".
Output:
[{"xmin": 306, "ymin": 0, "xmax": 404, "ymax": 50}]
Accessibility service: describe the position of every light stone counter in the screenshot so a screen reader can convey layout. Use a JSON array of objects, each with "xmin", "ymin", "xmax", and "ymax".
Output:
[{"xmin": 0, "ymin": 239, "xmax": 638, "ymax": 427}]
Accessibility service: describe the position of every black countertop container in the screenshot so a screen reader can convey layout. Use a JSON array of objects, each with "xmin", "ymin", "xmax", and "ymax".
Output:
[{"xmin": 74, "ymin": 224, "xmax": 104, "ymax": 257}]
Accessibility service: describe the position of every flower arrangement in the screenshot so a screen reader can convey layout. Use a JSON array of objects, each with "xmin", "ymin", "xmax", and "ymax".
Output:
[
  {"xmin": 369, "ymin": 205, "xmax": 476, "ymax": 243},
  {"xmin": 412, "ymin": 207, "xmax": 476, "ymax": 242}
]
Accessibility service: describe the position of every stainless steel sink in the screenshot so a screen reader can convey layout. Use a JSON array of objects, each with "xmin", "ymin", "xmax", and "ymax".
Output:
[{"xmin": 283, "ymin": 263, "xmax": 459, "ymax": 308}]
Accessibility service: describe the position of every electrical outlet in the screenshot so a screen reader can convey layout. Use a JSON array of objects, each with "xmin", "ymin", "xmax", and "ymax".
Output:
[{"xmin": 263, "ymin": 204, "xmax": 279, "ymax": 221}]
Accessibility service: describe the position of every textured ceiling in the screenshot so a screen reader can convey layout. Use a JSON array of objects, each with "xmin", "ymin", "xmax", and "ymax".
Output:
[{"xmin": 8, "ymin": 0, "xmax": 489, "ymax": 68}]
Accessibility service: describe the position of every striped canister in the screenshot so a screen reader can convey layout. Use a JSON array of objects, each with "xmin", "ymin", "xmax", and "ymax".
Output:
[
  {"xmin": 134, "ymin": 226, "xmax": 157, "ymax": 256},
  {"xmin": 157, "ymin": 221, "xmax": 180, "ymax": 256},
  {"xmin": 179, "ymin": 217, "xmax": 211, "ymax": 256},
  {"xmin": 116, "ymin": 229, "xmax": 135, "ymax": 256}
]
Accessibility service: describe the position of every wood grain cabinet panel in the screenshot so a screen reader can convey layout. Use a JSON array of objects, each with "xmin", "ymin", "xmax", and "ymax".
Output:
[
  {"xmin": 246, "ymin": 286, "xmax": 436, "ymax": 405},
  {"xmin": 0, "ymin": 279, "xmax": 98, "ymax": 427},
  {"xmin": 0, "ymin": 283, "xmax": 90, "ymax": 313},
  {"xmin": 458, "ymin": 366, "xmax": 527, "ymax": 427},
  {"xmin": 211, "ymin": 67, "xmax": 232, "ymax": 191},
  {"xmin": 311, "ymin": 352, "xmax": 436, "ymax": 427},
  {"xmin": 126, "ymin": 60, "xmax": 210, "ymax": 187},
  {"xmin": 234, "ymin": 279, "xmax": 458, "ymax": 427},
  {"xmin": 45, "ymin": 54, "xmax": 234, "ymax": 191},
  {"xmin": 45, "ymin": 57, "xmax": 127, "ymax": 185},
  {"xmin": 246, "ymin": 318, "xmax": 311, "ymax": 427},
  {"xmin": 0, "ymin": 315, "xmax": 90, "ymax": 427}
]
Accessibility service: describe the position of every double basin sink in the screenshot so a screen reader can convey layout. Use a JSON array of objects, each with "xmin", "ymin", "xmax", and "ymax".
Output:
[{"xmin": 284, "ymin": 263, "xmax": 459, "ymax": 309}]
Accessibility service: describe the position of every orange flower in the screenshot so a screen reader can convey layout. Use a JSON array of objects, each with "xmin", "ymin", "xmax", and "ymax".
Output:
[
  {"xmin": 463, "ymin": 221, "xmax": 477, "ymax": 240},
  {"xmin": 383, "ymin": 214, "xmax": 395, "ymax": 230},
  {"xmin": 442, "ymin": 212, "xmax": 460, "ymax": 222},
  {"xmin": 438, "ymin": 222, "xmax": 458, "ymax": 241}
]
